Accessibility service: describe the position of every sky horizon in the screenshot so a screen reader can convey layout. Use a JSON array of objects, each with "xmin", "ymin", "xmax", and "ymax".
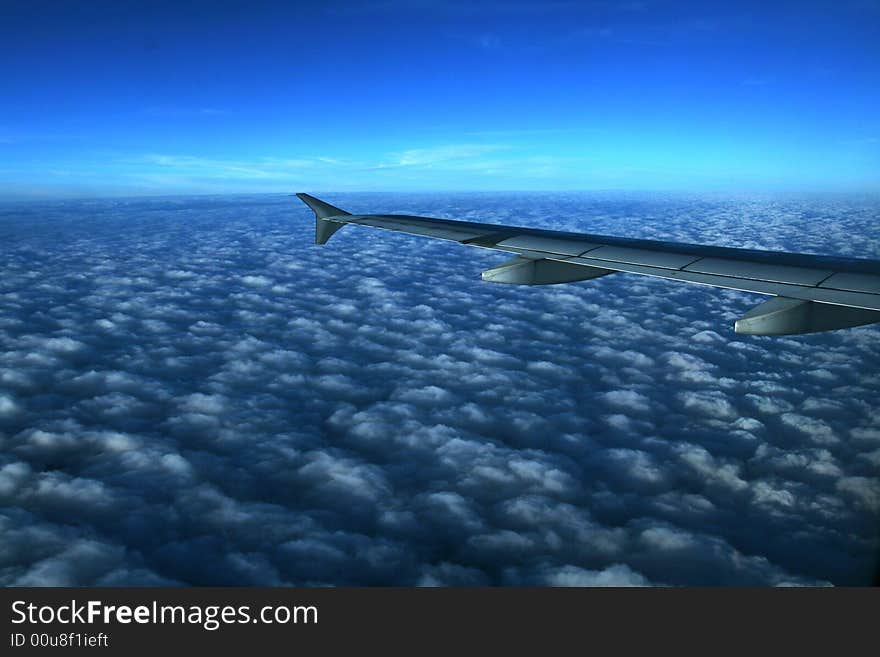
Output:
[{"xmin": 1, "ymin": 0, "xmax": 878, "ymax": 199}]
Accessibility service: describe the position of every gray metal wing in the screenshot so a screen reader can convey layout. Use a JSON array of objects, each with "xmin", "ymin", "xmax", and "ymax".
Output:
[{"xmin": 296, "ymin": 193, "xmax": 880, "ymax": 335}]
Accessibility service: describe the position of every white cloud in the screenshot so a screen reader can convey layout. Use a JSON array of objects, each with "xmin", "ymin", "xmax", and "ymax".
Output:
[
  {"xmin": 0, "ymin": 394, "xmax": 22, "ymax": 417},
  {"xmin": 536, "ymin": 563, "xmax": 651, "ymax": 586},
  {"xmin": 0, "ymin": 191, "xmax": 876, "ymax": 586}
]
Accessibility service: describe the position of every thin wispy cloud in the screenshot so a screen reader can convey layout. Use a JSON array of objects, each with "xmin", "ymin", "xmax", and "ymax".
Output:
[
  {"xmin": 462, "ymin": 127, "xmax": 591, "ymax": 138},
  {"xmin": 473, "ymin": 32, "xmax": 503, "ymax": 50},
  {"xmin": 327, "ymin": 1, "xmax": 591, "ymax": 18},
  {"xmin": 0, "ymin": 132, "xmax": 84, "ymax": 145},
  {"xmin": 837, "ymin": 137, "xmax": 878, "ymax": 146},
  {"xmin": 139, "ymin": 154, "xmax": 317, "ymax": 179},
  {"xmin": 381, "ymin": 144, "xmax": 508, "ymax": 168},
  {"xmin": 104, "ymin": 145, "xmax": 528, "ymax": 193},
  {"xmin": 741, "ymin": 76, "xmax": 774, "ymax": 87},
  {"xmin": 142, "ymin": 107, "xmax": 230, "ymax": 118},
  {"xmin": 136, "ymin": 145, "xmax": 513, "ymax": 179}
]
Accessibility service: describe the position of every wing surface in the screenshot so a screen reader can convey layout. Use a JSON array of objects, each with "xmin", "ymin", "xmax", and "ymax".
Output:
[{"xmin": 296, "ymin": 193, "xmax": 880, "ymax": 334}]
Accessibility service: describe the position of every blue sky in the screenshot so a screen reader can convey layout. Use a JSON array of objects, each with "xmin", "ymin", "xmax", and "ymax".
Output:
[{"xmin": 1, "ymin": 0, "xmax": 878, "ymax": 198}]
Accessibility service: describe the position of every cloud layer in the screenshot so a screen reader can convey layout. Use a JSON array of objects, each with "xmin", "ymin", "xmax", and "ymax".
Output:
[{"xmin": 0, "ymin": 192, "xmax": 878, "ymax": 585}]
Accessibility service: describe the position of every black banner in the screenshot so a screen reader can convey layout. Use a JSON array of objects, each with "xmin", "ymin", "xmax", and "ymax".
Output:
[{"xmin": 1, "ymin": 587, "xmax": 877, "ymax": 653}]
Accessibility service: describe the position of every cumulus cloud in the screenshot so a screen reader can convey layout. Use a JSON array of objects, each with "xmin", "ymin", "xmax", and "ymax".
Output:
[{"xmin": 0, "ymin": 192, "xmax": 877, "ymax": 586}]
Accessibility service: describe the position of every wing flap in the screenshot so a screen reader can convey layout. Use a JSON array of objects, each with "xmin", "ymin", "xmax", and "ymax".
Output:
[
  {"xmin": 587, "ymin": 245, "xmax": 700, "ymax": 270},
  {"xmin": 683, "ymin": 258, "xmax": 833, "ymax": 286},
  {"xmin": 819, "ymin": 272, "xmax": 880, "ymax": 294},
  {"xmin": 495, "ymin": 235, "xmax": 599, "ymax": 256}
]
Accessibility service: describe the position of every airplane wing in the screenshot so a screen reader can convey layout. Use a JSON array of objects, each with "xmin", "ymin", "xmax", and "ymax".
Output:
[{"xmin": 296, "ymin": 193, "xmax": 880, "ymax": 335}]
